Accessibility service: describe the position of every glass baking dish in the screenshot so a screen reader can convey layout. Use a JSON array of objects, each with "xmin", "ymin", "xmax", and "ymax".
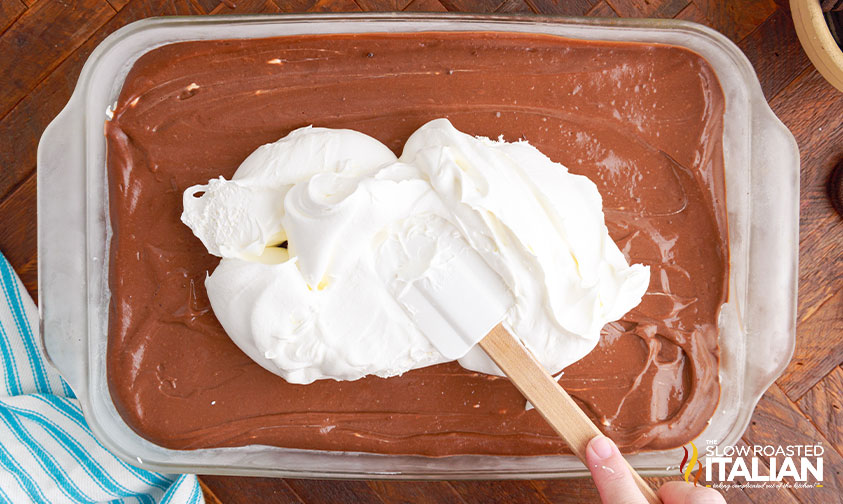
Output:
[{"xmin": 37, "ymin": 13, "xmax": 798, "ymax": 479}]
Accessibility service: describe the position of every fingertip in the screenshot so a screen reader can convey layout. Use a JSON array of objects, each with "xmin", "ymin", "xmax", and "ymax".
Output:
[
  {"xmin": 658, "ymin": 481, "xmax": 693, "ymax": 502},
  {"xmin": 685, "ymin": 486, "xmax": 726, "ymax": 504},
  {"xmin": 658, "ymin": 481, "xmax": 725, "ymax": 504},
  {"xmin": 586, "ymin": 436, "xmax": 647, "ymax": 504},
  {"xmin": 586, "ymin": 435, "xmax": 618, "ymax": 462}
]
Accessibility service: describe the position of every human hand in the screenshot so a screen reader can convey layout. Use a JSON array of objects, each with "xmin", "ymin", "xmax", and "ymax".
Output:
[{"xmin": 586, "ymin": 436, "xmax": 727, "ymax": 504}]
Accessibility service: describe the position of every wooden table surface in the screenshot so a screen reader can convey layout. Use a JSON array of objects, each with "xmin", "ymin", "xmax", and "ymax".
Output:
[{"xmin": 1, "ymin": 0, "xmax": 841, "ymax": 502}]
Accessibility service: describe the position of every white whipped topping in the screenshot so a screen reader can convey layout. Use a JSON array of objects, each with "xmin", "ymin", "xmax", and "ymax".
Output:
[{"xmin": 182, "ymin": 119, "xmax": 650, "ymax": 384}]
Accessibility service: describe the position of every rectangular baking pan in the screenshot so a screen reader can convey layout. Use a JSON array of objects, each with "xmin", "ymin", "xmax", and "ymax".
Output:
[{"xmin": 37, "ymin": 12, "xmax": 798, "ymax": 479}]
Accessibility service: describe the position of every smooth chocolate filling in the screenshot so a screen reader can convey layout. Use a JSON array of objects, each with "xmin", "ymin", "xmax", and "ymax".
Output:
[{"xmin": 105, "ymin": 32, "xmax": 727, "ymax": 455}]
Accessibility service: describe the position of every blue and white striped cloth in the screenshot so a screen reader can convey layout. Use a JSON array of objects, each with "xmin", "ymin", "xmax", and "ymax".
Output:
[{"xmin": 0, "ymin": 252, "xmax": 204, "ymax": 503}]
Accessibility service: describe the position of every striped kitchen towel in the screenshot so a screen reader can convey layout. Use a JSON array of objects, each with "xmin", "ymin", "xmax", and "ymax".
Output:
[{"xmin": 0, "ymin": 252, "xmax": 204, "ymax": 503}]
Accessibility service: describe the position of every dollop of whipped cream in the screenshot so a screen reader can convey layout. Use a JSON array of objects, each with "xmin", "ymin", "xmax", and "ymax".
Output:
[{"xmin": 181, "ymin": 119, "xmax": 650, "ymax": 384}]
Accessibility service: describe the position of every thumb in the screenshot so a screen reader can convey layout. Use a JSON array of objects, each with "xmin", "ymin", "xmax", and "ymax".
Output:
[
  {"xmin": 658, "ymin": 481, "xmax": 726, "ymax": 503},
  {"xmin": 586, "ymin": 436, "xmax": 647, "ymax": 504}
]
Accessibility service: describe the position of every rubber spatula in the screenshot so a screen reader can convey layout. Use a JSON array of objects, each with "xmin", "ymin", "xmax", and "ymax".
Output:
[{"xmin": 383, "ymin": 230, "xmax": 660, "ymax": 504}]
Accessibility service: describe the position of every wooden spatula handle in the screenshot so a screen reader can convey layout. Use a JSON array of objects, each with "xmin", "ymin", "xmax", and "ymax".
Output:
[{"xmin": 478, "ymin": 324, "xmax": 661, "ymax": 504}]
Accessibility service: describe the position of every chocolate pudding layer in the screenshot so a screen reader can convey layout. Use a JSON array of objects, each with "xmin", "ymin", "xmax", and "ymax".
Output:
[{"xmin": 105, "ymin": 32, "xmax": 727, "ymax": 455}]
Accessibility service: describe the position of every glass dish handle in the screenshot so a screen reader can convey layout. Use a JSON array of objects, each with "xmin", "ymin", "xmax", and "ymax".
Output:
[
  {"xmin": 743, "ymin": 102, "xmax": 799, "ymax": 402},
  {"xmin": 37, "ymin": 98, "xmax": 90, "ymax": 397}
]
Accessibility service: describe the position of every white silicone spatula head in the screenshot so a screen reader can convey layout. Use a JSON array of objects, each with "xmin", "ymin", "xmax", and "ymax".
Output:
[
  {"xmin": 377, "ymin": 216, "xmax": 661, "ymax": 504},
  {"xmin": 376, "ymin": 216, "xmax": 513, "ymax": 360}
]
